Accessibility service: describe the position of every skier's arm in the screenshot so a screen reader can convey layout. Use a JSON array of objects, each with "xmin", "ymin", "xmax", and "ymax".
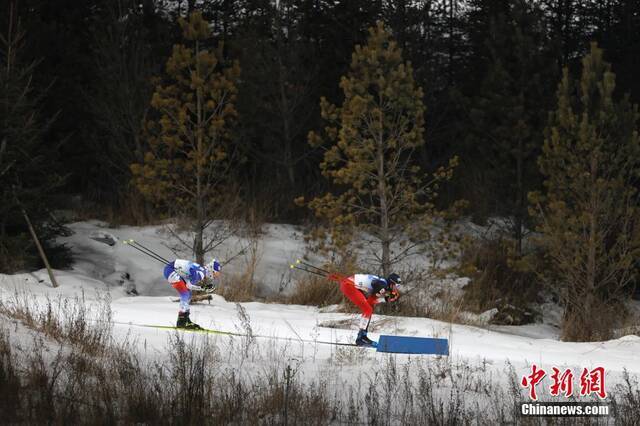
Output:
[
  {"xmin": 385, "ymin": 287, "xmax": 400, "ymax": 302},
  {"xmin": 327, "ymin": 273, "xmax": 347, "ymax": 283},
  {"xmin": 367, "ymin": 294, "xmax": 385, "ymax": 306},
  {"xmin": 198, "ymin": 276, "xmax": 216, "ymax": 292},
  {"xmin": 371, "ymin": 279, "xmax": 400, "ymax": 303},
  {"xmin": 186, "ymin": 282, "xmax": 203, "ymax": 291},
  {"xmin": 371, "ymin": 279, "xmax": 389, "ymax": 296},
  {"xmin": 186, "ymin": 265, "xmax": 206, "ymax": 290}
]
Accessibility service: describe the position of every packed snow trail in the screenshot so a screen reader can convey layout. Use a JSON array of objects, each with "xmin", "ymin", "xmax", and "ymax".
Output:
[
  {"xmin": 111, "ymin": 320, "xmax": 379, "ymax": 347},
  {"xmin": 1, "ymin": 220, "xmax": 639, "ymax": 396}
]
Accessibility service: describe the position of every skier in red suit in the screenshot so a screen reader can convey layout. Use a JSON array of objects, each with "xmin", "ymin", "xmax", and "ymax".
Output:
[{"xmin": 330, "ymin": 273, "xmax": 401, "ymax": 346}]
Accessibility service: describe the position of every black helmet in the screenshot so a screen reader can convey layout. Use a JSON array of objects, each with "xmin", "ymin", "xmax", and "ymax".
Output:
[{"xmin": 387, "ymin": 273, "xmax": 402, "ymax": 286}]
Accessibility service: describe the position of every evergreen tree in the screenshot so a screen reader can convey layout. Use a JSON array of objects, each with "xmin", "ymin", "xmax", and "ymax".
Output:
[
  {"xmin": 18, "ymin": 0, "xmax": 105, "ymax": 195},
  {"xmin": 233, "ymin": 0, "xmax": 321, "ymax": 218},
  {"xmin": 529, "ymin": 43, "xmax": 640, "ymax": 341},
  {"xmin": 464, "ymin": 0, "xmax": 556, "ymax": 256},
  {"xmin": 539, "ymin": 0, "xmax": 586, "ymax": 65},
  {"xmin": 382, "ymin": 0, "xmax": 467, "ymax": 177},
  {"xmin": 85, "ymin": 1, "xmax": 168, "ymax": 216},
  {"xmin": 302, "ymin": 22, "xmax": 458, "ymax": 275},
  {"xmin": 0, "ymin": 2, "xmax": 66, "ymax": 271},
  {"xmin": 131, "ymin": 11, "xmax": 240, "ymax": 264},
  {"xmin": 593, "ymin": 0, "xmax": 640, "ymax": 104}
]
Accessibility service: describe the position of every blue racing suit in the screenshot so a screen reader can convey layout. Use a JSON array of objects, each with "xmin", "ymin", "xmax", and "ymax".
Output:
[{"xmin": 163, "ymin": 259, "xmax": 207, "ymax": 313}]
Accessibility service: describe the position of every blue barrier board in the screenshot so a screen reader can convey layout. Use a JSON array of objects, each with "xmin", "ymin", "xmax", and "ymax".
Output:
[{"xmin": 376, "ymin": 335, "xmax": 449, "ymax": 355}]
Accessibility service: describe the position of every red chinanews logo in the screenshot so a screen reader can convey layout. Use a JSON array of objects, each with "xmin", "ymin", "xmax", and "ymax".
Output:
[{"xmin": 521, "ymin": 365, "xmax": 607, "ymax": 401}]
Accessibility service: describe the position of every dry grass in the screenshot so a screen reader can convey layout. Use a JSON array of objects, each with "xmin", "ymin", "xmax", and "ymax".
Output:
[
  {"xmin": 73, "ymin": 187, "xmax": 159, "ymax": 227},
  {"xmin": 286, "ymin": 274, "xmax": 344, "ymax": 307},
  {"xmin": 1, "ymin": 289, "xmax": 638, "ymax": 424},
  {"xmin": 0, "ymin": 319, "xmax": 638, "ymax": 424},
  {"xmin": 614, "ymin": 370, "xmax": 640, "ymax": 424},
  {"xmin": 285, "ymin": 270, "xmax": 475, "ymax": 324},
  {"xmin": 459, "ymin": 237, "xmax": 539, "ymax": 322},
  {"xmin": 560, "ymin": 300, "xmax": 625, "ymax": 342},
  {"xmin": 0, "ymin": 328, "xmax": 20, "ymax": 419},
  {"xmin": 0, "ymin": 236, "xmax": 30, "ymax": 273},
  {"xmin": 216, "ymin": 211, "xmax": 263, "ymax": 303},
  {"xmin": 0, "ymin": 289, "xmax": 112, "ymax": 356},
  {"xmin": 216, "ymin": 272, "xmax": 257, "ymax": 302}
]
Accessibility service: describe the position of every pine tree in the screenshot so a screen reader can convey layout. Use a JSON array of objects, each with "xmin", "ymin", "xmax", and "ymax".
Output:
[
  {"xmin": 464, "ymin": 0, "xmax": 556, "ymax": 256},
  {"xmin": 131, "ymin": 11, "xmax": 240, "ymax": 264},
  {"xmin": 85, "ymin": 1, "xmax": 168, "ymax": 214},
  {"xmin": 0, "ymin": 2, "xmax": 66, "ymax": 271},
  {"xmin": 302, "ymin": 22, "xmax": 458, "ymax": 275},
  {"xmin": 529, "ymin": 43, "xmax": 640, "ymax": 341},
  {"xmin": 234, "ymin": 0, "xmax": 318, "ymax": 217}
]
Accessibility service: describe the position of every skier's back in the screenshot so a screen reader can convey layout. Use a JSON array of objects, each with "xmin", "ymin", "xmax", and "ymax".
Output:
[
  {"xmin": 335, "ymin": 272, "xmax": 402, "ymax": 346},
  {"xmin": 163, "ymin": 258, "xmax": 221, "ymax": 328}
]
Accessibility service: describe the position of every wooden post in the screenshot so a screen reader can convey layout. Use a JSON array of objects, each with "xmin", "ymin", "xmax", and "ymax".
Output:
[{"xmin": 21, "ymin": 207, "xmax": 58, "ymax": 288}]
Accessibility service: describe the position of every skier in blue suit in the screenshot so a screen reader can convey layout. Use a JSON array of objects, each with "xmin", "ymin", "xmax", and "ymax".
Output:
[{"xmin": 163, "ymin": 258, "xmax": 221, "ymax": 328}]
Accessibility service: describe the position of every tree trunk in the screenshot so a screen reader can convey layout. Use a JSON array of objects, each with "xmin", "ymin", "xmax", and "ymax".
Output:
[
  {"xmin": 275, "ymin": 6, "xmax": 296, "ymax": 187},
  {"xmin": 278, "ymin": 60, "xmax": 296, "ymax": 186},
  {"xmin": 186, "ymin": 0, "xmax": 196, "ymax": 14},
  {"xmin": 194, "ymin": 39, "xmax": 204, "ymax": 265},
  {"xmin": 22, "ymin": 208, "xmax": 58, "ymax": 288},
  {"xmin": 514, "ymin": 135, "xmax": 524, "ymax": 257},
  {"xmin": 377, "ymin": 110, "xmax": 390, "ymax": 276},
  {"xmin": 586, "ymin": 153, "xmax": 598, "ymax": 300},
  {"xmin": 448, "ymin": 0, "xmax": 454, "ymax": 85}
]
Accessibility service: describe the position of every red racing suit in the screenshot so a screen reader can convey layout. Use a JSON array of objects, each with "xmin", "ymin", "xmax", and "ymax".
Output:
[{"xmin": 330, "ymin": 274, "xmax": 390, "ymax": 330}]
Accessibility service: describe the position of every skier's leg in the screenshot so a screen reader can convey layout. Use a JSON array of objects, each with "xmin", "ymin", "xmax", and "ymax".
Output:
[
  {"xmin": 366, "ymin": 294, "xmax": 379, "ymax": 307},
  {"xmin": 171, "ymin": 281, "xmax": 190, "ymax": 312},
  {"xmin": 339, "ymin": 279, "xmax": 374, "ymax": 320},
  {"xmin": 171, "ymin": 281, "xmax": 191, "ymax": 327},
  {"xmin": 358, "ymin": 315, "xmax": 371, "ymax": 331},
  {"xmin": 364, "ymin": 295, "xmax": 381, "ymax": 329},
  {"xmin": 340, "ymin": 279, "xmax": 376, "ymax": 346},
  {"xmin": 166, "ymin": 264, "xmax": 187, "ymax": 312},
  {"xmin": 179, "ymin": 289, "xmax": 192, "ymax": 313}
]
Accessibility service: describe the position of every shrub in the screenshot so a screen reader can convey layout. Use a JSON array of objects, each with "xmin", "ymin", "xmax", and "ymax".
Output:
[
  {"xmin": 287, "ymin": 274, "xmax": 344, "ymax": 307},
  {"xmin": 1, "ymin": 290, "xmax": 639, "ymax": 424},
  {"xmin": 459, "ymin": 237, "xmax": 540, "ymax": 324}
]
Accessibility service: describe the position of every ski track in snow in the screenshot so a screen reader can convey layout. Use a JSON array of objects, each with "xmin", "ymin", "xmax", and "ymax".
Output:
[{"xmin": 1, "ymin": 220, "xmax": 639, "ymax": 396}]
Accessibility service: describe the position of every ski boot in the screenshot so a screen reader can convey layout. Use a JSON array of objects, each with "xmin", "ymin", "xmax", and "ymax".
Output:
[
  {"xmin": 355, "ymin": 329, "xmax": 376, "ymax": 347},
  {"xmin": 177, "ymin": 312, "xmax": 202, "ymax": 330}
]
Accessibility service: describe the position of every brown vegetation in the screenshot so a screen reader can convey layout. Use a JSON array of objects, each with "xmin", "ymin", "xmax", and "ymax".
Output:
[{"xmin": 0, "ymin": 291, "xmax": 638, "ymax": 424}]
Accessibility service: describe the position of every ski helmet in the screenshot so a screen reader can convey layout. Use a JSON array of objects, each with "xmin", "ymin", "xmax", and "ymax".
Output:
[
  {"xmin": 386, "ymin": 273, "xmax": 402, "ymax": 287},
  {"xmin": 206, "ymin": 259, "xmax": 222, "ymax": 278}
]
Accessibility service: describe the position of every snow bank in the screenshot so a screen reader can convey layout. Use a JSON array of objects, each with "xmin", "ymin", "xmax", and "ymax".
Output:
[{"xmin": 0, "ymin": 220, "xmax": 638, "ymax": 407}]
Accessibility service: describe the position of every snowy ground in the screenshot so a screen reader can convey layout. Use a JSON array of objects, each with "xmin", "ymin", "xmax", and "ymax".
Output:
[{"xmin": 1, "ymin": 220, "xmax": 639, "ymax": 417}]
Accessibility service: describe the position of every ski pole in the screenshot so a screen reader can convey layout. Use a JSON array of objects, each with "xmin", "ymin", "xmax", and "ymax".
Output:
[
  {"xmin": 130, "ymin": 240, "xmax": 169, "ymax": 264},
  {"xmin": 290, "ymin": 259, "xmax": 348, "ymax": 282},
  {"xmin": 294, "ymin": 259, "xmax": 330, "ymax": 275},
  {"xmin": 289, "ymin": 263, "xmax": 326, "ymax": 277},
  {"xmin": 123, "ymin": 240, "xmax": 168, "ymax": 265},
  {"xmin": 130, "ymin": 240, "xmax": 170, "ymax": 263},
  {"xmin": 123, "ymin": 239, "xmax": 165, "ymax": 261},
  {"xmin": 123, "ymin": 240, "xmax": 167, "ymax": 264},
  {"xmin": 128, "ymin": 239, "xmax": 170, "ymax": 263}
]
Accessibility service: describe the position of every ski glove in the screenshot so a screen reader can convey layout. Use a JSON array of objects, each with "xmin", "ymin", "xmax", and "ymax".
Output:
[
  {"xmin": 385, "ymin": 288, "xmax": 400, "ymax": 303},
  {"xmin": 200, "ymin": 278, "xmax": 217, "ymax": 293},
  {"xmin": 186, "ymin": 283, "xmax": 203, "ymax": 291}
]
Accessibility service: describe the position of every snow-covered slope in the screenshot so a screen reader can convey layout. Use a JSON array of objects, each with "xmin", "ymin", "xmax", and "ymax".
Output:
[
  {"xmin": 54, "ymin": 220, "xmax": 308, "ymax": 297},
  {"xmin": 1, "ymin": 220, "xmax": 639, "ymax": 409}
]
